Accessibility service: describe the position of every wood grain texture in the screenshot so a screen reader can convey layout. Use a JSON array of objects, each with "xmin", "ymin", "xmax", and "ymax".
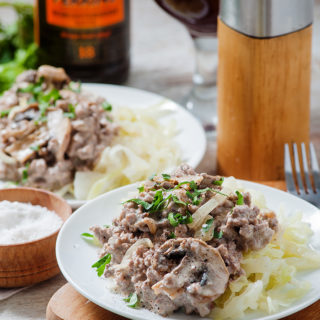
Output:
[
  {"xmin": 46, "ymin": 280, "xmax": 320, "ymax": 320},
  {"xmin": 46, "ymin": 283, "xmax": 126, "ymax": 320},
  {"xmin": 0, "ymin": 188, "xmax": 72, "ymax": 288},
  {"xmin": 217, "ymin": 20, "xmax": 312, "ymax": 181}
]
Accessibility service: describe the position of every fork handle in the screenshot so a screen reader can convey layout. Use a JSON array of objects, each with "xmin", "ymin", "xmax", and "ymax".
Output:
[{"xmin": 217, "ymin": 20, "xmax": 311, "ymax": 180}]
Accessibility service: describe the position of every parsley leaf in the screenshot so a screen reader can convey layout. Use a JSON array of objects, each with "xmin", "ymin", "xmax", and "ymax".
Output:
[
  {"xmin": 102, "ymin": 101, "xmax": 112, "ymax": 112},
  {"xmin": 213, "ymin": 230, "xmax": 223, "ymax": 239},
  {"xmin": 123, "ymin": 293, "xmax": 140, "ymax": 308},
  {"xmin": 30, "ymin": 145, "xmax": 40, "ymax": 152},
  {"xmin": 168, "ymin": 212, "xmax": 180, "ymax": 227},
  {"xmin": 123, "ymin": 198, "xmax": 153, "ymax": 211},
  {"xmin": 171, "ymin": 194, "xmax": 188, "ymax": 206},
  {"xmin": 92, "ymin": 253, "xmax": 111, "ymax": 277},
  {"xmin": 64, "ymin": 104, "xmax": 76, "ymax": 119},
  {"xmin": 162, "ymin": 173, "xmax": 171, "ymax": 181},
  {"xmin": 0, "ymin": 109, "xmax": 10, "ymax": 118},
  {"xmin": 106, "ymin": 115, "xmax": 113, "ymax": 122},
  {"xmin": 21, "ymin": 162, "xmax": 30, "ymax": 184},
  {"xmin": 235, "ymin": 191, "xmax": 244, "ymax": 205},
  {"xmin": 168, "ymin": 211, "xmax": 193, "ymax": 227},
  {"xmin": 202, "ymin": 218, "xmax": 214, "ymax": 233},
  {"xmin": 69, "ymin": 81, "xmax": 81, "ymax": 93},
  {"xmin": 81, "ymin": 232, "xmax": 93, "ymax": 238},
  {"xmin": 168, "ymin": 232, "xmax": 176, "ymax": 239},
  {"xmin": 40, "ymin": 88, "xmax": 60, "ymax": 104},
  {"xmin": 137, "ymin": 185, "xmax": 144, "ymax": 193},
  {"xmin": 213, "ymin": 177, "xmax": 224, "ymax": 186}
]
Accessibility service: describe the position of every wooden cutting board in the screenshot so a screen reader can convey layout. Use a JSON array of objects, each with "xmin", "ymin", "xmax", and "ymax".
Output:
[
  {"xmin": 46, "ymin": 181, "xmax": 320, "ymax": 320},
  {"xmin": 45, "ymin": 283, "xmax": 320, "ymax": 320}
]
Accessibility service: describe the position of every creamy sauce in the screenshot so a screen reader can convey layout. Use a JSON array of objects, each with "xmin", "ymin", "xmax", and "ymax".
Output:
[{"xmin": 0, "ymin": 200, "xmax": 62, "ymax": 245}]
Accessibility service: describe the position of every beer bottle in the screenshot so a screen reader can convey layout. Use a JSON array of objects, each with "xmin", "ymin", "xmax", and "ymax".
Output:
[{"xmin": 34, "ymin": 0, "xmax": 130, "ymax": 84}]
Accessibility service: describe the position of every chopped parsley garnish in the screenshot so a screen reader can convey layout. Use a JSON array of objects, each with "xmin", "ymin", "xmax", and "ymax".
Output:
[
  {"xmin": 124, "ymin": 189, "xmax": 167, "ymax": 213},
  {"xmin": 235, "ymin": 191, "xmax": 244, "ymax": 205},
  {"xmin": 64, "ymin": 104, "xmax": 76, "ymax": 119},
  {"xmin": 170, "ymin": 194, "xmax": 188, "ymax": 206},
  {"xmin": 123, "ymin": 293, "xmax": 140, "ymax": 308},
  {"xmin": 124, "ymin": 198, "xmax": 153, "ymax": 211},
  {"xmin": 213, "ymin": 230, "xmax": 223, "ymax": 239},
  {"xmin": 19, "ymin": 78, "xmax": 62, "ymax": 117},
  {"xmin": 81, "ymin": 232, "xmax": 93, "ymax": 238},
  {"xmin": 103, "ymin": 225, "xmax": 110, "ymax": 228},
  {"xmin": 30, "ymin": 145, "xmax": 40, "ymax": 152},
  {"xmin": 186, "ymin": 190, "xmax": 200, "ymax": 205},
  {"xmin": 213, "ymin": 177, "xmax": 224, "ymax": 186},
  {"xmin": 162, "ymin": 173, "xmax": 171, "ymax": 181},
  {"xmin": 40, "ymin": 88, "xmax": 60, "ymax": 105},
  {"xmin": 92, "ymin": 253, "xmax": 111, "ymax": 277},
  {"xmin": 102, "ymin": 101, "xmax": 112, "ymax": 112},
  {"xmin": 106, "ymin": 115, "xmax": 113, "ymax": 122},
  {"xmin": 69, "ymin": 81, "xmax": 82, "ymax": 93},
  {"xmin": 168, "ymin": 232, "xmax": 176, "ymax": 239},
  {"xmin": 137, "ymin": 185, "xmax": 144, "ymax": 193},
  {"xmin": 168, "ymin": 211, "xmax": 193, "ymax": 227},
  {"xmin": 21, "ymin": 163, "xmax": 30, "ymax": 184},
  {"xmin": 183, "ymin": 181, "xmax": 227, "ymax": 206},
  {"xmin": 0, "ymin": 109, "xmax": 10, "ymax": 118},
  {"xmin": 202, "ymin": 218, "xmax": 214, "ymax": 233},
  {"xmin": 18, "ymin": 77, "xmax": 43, "ymax": 95}
]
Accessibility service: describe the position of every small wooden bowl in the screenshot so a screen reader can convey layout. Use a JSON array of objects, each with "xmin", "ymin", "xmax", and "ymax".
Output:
[{"xmin": 0, "ymin": 188, "xmax": 72, "ymax": 288}]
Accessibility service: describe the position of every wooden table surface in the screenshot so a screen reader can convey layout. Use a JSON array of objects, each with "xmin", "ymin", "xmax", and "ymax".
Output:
[{"xmin": 1, "ymin": 0, "xmax": 320, "ymax": 319}]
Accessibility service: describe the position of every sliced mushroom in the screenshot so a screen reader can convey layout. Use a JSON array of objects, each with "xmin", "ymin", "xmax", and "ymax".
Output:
[
  {"xmin": 1, "ymin": 120, "xmax": 37, "ymax": 141},
  {"xmin": 37, "ymin": 65, "xmax": 70, "ymax": 85},
  {"xmin": 8, "ymin": 103, "xmax": 39, "ymax": 122},
  {"xmin": 47, "ymin": 109, "xmax": 71, "ymax": 161},
  {"xmin": 152, "ymin": 238, "xmax": 229, "ymax": 316},
  {"xmin": 4, "ymin": 126, "xmax": 48, "ymax": 164}
]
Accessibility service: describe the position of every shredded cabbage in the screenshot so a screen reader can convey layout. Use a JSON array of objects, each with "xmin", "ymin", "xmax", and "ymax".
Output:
[
  {"xmin": 210, "ymin": 201, "xmax": 320, "ymax": 320},
  {"xmin": 73, "ymin": 104, "xmax": 181, "ymax": 200}
]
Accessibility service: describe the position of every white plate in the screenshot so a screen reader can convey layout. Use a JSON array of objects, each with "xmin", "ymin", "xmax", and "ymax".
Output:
[
  {"xmin": 0, "ymin": 84, "xmax": 206, "ymax": 209},
  {"xmin": 56, "ymin": 181, "xmax": 320, "ymax": 320}
]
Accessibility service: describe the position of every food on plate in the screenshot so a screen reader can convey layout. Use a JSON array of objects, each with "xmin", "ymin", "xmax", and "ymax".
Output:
[
  {"xmin": 89, "ymin": 165, "xmax": 320, "ymax": 318},
  {"xmin": 0, "ymin": 65, "xmax": 181, "ymax": 199},
  {"xmin": 0, "ymin": 200, "xmax": 62, "ymax": 245},
  {"xmin": 0, "ymin": 65, "xmax": 118, "ymax": 191}
]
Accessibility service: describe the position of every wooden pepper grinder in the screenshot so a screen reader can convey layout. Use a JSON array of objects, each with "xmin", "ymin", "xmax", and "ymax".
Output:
[{"xmin": 217, "ymin": 0, "xmax": 313, "ymax": 181}]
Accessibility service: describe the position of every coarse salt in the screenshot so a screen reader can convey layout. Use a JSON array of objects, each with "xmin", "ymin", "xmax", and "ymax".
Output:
[{"xmin": 0, "ymin": 200, "xmax": 63, "ymax": 245}]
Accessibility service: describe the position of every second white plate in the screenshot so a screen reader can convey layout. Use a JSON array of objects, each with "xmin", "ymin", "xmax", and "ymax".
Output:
[{"xmin": 57, "ymin": 181, "xmax": 320, "ymax": 320}]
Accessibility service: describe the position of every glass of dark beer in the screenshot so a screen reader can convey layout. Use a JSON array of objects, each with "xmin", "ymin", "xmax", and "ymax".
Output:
[{"xmin": 154, "ymin": 0, "xmax": 219, "ymax": 132}]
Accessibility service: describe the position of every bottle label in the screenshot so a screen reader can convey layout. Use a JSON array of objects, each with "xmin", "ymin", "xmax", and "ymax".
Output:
[{"xmin": 46, "ymin": 0, "xmax": 124, "ymax": 29}]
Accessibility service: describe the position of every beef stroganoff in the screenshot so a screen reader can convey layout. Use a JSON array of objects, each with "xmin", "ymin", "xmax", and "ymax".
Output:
[
  {"xmin": 88, "ymin": 165, "xmax": 320, "ymax": 318},
  {"xmin": 0, "ymin": 66, "xmax": 181, "ymax": 199}
]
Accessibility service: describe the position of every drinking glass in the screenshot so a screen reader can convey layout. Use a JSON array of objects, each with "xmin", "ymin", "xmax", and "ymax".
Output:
[{"xmin": 154, "ymin": 0, "xmax": 219, "ymax": 133}]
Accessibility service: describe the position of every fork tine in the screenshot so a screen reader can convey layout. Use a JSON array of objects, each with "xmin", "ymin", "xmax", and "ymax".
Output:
[
  {"xmin": 293, "ymin": 143, "xmax": 305, "ymax": 194},
  {"xmin": 301, "ymin": 143, "xmax": 313, "ymax": 193},
  {"xmin": 309, "ymin": 142, "xmax": 320, "ymax": 191},
  {"xmin": 284, "ymin": 144, "xmax": 297, "ymax": 194}
]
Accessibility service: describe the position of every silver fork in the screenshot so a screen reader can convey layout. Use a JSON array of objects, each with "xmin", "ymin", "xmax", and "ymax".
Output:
[{"xmin": 284, "ymin": 142, "xmax": 320, "ymax": 208}]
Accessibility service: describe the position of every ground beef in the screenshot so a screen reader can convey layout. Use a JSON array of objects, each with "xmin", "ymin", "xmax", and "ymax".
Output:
[{"xmin": 91, "ymin": 165, "xmax": 278, "ymax": 317}]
